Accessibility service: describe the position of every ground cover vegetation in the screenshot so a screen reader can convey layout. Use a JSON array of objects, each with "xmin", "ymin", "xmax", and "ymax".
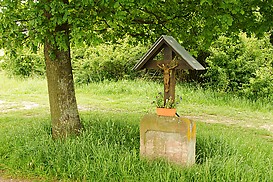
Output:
[{"xmin": 0, "ymin": 73, "xmax": 272, "ymax": 181}]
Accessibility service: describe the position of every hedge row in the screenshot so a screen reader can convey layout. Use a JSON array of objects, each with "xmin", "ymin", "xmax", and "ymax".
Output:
[
  {"xmin": 0, "ymin": 38, "xmax": 147, "ymax": 83},
  {"xmin": 1, "ymin": 34, "xmax": 273, "ymax": 100},
  {"xmin": 0, "ymin": 48, "xmax": 45, "ymax": 77}
]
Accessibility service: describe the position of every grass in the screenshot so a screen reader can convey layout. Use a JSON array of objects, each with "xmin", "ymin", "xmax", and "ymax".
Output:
[{"xmin": 0, "ymin": 72, "xmax": 273, "ymax": 181}]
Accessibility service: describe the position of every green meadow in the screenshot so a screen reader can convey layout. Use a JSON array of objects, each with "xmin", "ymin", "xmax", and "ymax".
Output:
[{"xmin": 0, "ymin": 72, "xmax": 272, "ymax": 181}]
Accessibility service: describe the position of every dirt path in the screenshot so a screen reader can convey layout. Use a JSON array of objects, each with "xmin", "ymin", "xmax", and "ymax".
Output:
[
  {"xmin": 0, "ymin": 177, "xmax": 28, "ymax": 182},
  {"xmin": 0, "ymin": 176, "xmax": 44, "ymax": 182},
  {"xmin": 0, "ymin": 171, "xmax": 45, "ymax": 182},
  {"xmin": 0, "ymin": 170, "xmax": 30, "ymax": 182},
  {"xmin": 1, "ymin": 99, "xmax": 272, "ymax": 134},
  {"xmin": 0, "ymin": 100, "xmax": 40, "ymax": 113},
  {"xmin": 186, "ymin": 115, "xmax": 273, "ymax": 134}
]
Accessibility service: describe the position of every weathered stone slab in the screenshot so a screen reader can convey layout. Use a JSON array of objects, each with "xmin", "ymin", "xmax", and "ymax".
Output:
[{"xmin": 140, "ymin": 114, "xmax": 196, "ymax": 166}]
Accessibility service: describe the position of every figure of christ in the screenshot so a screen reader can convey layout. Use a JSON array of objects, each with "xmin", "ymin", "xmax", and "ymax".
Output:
[{"xmin": 157, "ymin": 61, "xmax": 178, "ymax": 93}]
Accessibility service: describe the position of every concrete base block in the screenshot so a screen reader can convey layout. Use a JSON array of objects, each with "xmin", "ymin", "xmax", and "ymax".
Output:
[{"xmin": 140, "ymin": 114, "xmax": 196, "ymax": 166}]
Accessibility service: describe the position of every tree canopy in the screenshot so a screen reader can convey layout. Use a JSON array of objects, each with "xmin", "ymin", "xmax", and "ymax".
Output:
[{"xmin": 1, "ymin": 0, "xmax": 273, "ymax": 51}]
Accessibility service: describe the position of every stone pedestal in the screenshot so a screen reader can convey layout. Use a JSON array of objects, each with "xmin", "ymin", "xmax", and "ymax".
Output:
[{"xmin": 140, "ymin": 114, "xmax": 196, "ymax": 166}]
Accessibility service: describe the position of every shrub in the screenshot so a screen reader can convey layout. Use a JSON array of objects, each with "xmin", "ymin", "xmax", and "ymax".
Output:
[
  {"xmin": 204, "ymin": 33, "xmax": 273, "ymax": 100},
  {"xmin": 71, "ymin": 38, "xmax": 147, "ymax": 84},
  {"xmin": 1, "ymin": 37, "xmax": 147, "ymax": 82},
  {"xmin": 243, "ymin": 65, "xmax": 273, "ymax": 100},
  {"xmin": 1, "ymin": 47, "xmax": 45, "ymax": 77}
]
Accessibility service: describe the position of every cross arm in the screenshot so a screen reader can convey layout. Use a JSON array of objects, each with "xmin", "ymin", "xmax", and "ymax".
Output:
[{"xmin": 143, "ymin": 60, "xmax": 193, "ymax": 70}]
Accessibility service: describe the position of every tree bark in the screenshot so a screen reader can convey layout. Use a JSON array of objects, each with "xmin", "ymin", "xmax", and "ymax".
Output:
[{"xmin": 44, "ymin": 30, "xmax": 82, "ymax": 139}]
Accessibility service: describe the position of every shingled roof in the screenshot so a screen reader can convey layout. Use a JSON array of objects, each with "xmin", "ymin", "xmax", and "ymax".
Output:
[{"xmin": 133, "ymin": 35, "xmax": 205, "ymax": 71}]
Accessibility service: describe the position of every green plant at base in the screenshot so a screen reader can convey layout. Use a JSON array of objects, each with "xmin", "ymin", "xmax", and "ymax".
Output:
[
  {"xmin": 154, "ymin": 92, "xmax": 164, "ymax": 108},
  {"xmin": 154, "ymin": 92, "xmax": 182, "ymax": 109}
]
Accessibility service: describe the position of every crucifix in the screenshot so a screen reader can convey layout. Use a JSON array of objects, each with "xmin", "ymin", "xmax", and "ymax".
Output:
[
  {"xmin": 157, "ymin": 58, "xmax": 178, "ymax": 93},
  {"xmin": 157, "ymin": 45, "xmax": 179, "ymax": 105}
]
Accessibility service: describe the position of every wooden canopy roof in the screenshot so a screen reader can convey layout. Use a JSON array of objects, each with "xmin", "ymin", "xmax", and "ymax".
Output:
[{"xmin": 133, "ymin": 35, "xmax": 205, "ymax": 71}]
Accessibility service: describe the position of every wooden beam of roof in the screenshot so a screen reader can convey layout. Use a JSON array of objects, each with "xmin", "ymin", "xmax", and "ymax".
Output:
[{"xmin": 133, "ymin": 35, "xmax": 205, "ymax": 71}]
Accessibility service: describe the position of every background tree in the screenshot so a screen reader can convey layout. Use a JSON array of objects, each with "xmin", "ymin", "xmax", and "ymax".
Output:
[{"xmin": 1, "ymin": 0, "xmax": 272, "ymax": 139}]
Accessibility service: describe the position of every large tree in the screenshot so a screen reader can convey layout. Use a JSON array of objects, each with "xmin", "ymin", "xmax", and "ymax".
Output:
[
  {"xmin": 0, "ymin": 0, "xmax": 272, "ymax": 139},
  {"xmin": 0, "ymin": 0, "xmax": 130, "ymax": 139}
]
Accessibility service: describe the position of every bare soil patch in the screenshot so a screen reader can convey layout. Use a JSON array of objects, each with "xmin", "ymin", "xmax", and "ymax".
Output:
[{"xmin": 0, "ymin": 100, "xmax": 39, "ymax": 112}]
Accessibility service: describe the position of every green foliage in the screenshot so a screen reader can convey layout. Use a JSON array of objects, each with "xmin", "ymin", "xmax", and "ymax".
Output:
[
  {"xmin": 71, "ymin": 38, "xmax": 147, "ymax": 84},
  {"xmin": 204, "ymin": 33, "xmax": 273, "ymax": 100},
  {"xmin": 1, "ymin": 37, "xmax": 147, "ymax": 80},
  {"xmin": 1, "ymin": 0, "xmax": 273, "ymax": 78},
  {"xmin": 243, "ymin": 63, "xmax": 273, "ymax": 99},
  {"xmin": 1, "ymin": 48, "xmax": 45, "ymax": 77},
  {"xmin": 2, "ymin": 0, "xmax": 268, "ymax": 53}
]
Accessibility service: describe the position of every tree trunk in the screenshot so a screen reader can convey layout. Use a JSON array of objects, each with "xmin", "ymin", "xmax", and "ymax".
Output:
[
  {"xmin": 43, "ymin": 0, "xmax": 82, "ymax": 139},
  {"xmin": 44, "ymin": 35, "xmax": 82, "ymax": 139}
]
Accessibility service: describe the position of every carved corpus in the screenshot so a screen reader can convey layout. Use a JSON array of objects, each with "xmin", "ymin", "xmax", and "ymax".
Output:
[
  {"xmin": 157, "ymin": 58, "xmax": 178, "ymax": 93},
  {"xmin": 134, "ymin": 35, "xmax": 205, "ymax": 106}
]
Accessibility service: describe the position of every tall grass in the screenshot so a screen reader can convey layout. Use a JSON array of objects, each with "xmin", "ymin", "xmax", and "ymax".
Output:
[{"xmin": 0, "ymin": 112, "xmax": 272, "ymax": 181}]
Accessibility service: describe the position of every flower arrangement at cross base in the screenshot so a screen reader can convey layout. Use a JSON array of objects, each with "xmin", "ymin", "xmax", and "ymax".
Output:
[{"xmin": 153, "ymin": 92, "xmax": 182, "ymax": 117}]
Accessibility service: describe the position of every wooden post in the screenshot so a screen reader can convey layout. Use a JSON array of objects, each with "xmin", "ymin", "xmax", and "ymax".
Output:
[{"xmin": 169, "ymin": 68, "xmax": 176, "ymax": 102}]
